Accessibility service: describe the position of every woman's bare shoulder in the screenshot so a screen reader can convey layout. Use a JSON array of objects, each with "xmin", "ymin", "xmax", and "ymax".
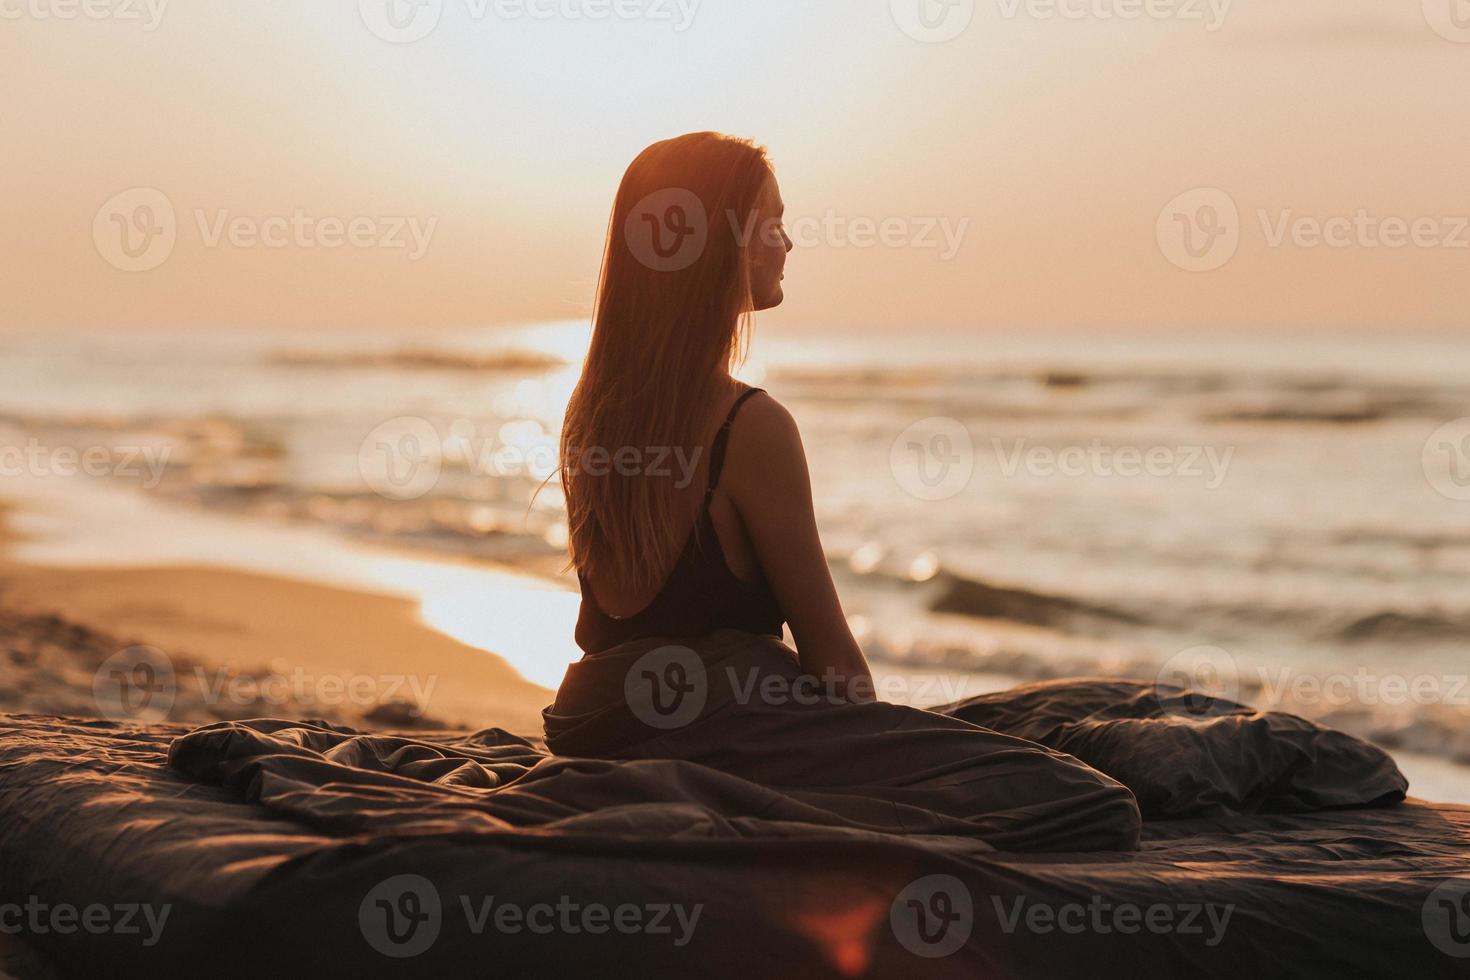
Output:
[
  {"xmin": 723, "ymin": 389, "xmax": 808, "ymax": 494},
  {"xmin": 733, "ymin": 388, "xmax": 800, "ymax": 447}
]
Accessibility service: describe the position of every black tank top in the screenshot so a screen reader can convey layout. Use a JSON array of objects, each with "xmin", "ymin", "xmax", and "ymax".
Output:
[{"xmin": 574, "ymin": 387, "xmax": 786, "ymax": 655}]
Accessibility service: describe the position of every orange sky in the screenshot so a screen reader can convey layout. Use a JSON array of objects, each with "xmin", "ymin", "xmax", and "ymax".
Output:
[{"xmin": 4, "ymin": 0, "xmax": 1468, "ymax": 331}]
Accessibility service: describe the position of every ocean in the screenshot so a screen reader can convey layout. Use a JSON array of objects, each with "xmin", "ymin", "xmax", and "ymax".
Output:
[{"xmin": 1, "ymin": 322, "xmax": 1467, "ymax": 772}]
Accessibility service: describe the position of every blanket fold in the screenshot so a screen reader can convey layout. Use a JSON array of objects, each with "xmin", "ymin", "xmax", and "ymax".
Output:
[{"xmin": 545, "ymin": 630, "xmax": 1145, "ymax": 852}]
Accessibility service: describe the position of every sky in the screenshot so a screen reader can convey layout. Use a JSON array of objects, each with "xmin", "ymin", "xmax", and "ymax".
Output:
[{"xmin": 4, "ymin": 0, "xmax": 1469, "ymax": 331}]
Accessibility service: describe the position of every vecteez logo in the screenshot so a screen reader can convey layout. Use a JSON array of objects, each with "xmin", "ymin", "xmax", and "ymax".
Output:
[
  {"xmin": 94, "ymin": 187, "xmax": 177, "ymax": 273},
  {"xmin": 624, "ymin": 645, "xmax": 707, "ymax": 730},
  {"xmin": 360, "ymin": 875, "xmax": 443, "ymax": 958},
  {"xmin": 1159, "ymin": 189, "xmax": 1470, "ymax": 273},
  {"xmin": 358, "ymin": 0, "xmax": 702, "ymax": 43},
  {"xmin": 93, "ymin": 188, "xmax": 438, "ymax": 272},
  {"xmin": 358, "ymin": 876, "xmax": 704, "ymax": 956},
  {"xmin": 1423, "ymin": 417, "xmax": 1470, "ymax": 502},
  {"xmin": 1156, "ymin": 187, "xmax": 1240, "ymax": 272},
  {"xmin": 890, "ymin": 417, "xmax": 975, "ymax": 502},
  {"xmin": 624, "ymin": 188, "xmax": 709, "ymax": 272},
  {"xmin": 890, "ymin": 874, "xmax": 974, "ymax": 958},
  {"xmin": 359, "ymin": 0, "xmax": 444, "ymax": 43},
  {"xmin": 0, "ymin": 0, "xmax": 171, "ymax": 30},
  {"xmin": 359, "ymin": 416, "xmax": 445, "ymax": 501},
  {"xmin": 891, "ymin": 0, "xmax": 976, "ymax": 43},
  {"xmin": 1423, "ymin": 877, "xmax": 1470, "ymax": 958},
  {"xmin": 1154, "ymin": 645, "xmax": 1241, "ymax": 717},
  {"xmin": 1422, "ymin": 0, "xmax": 1470, "ymax": 43},
  {"xmin": 92, "ymin": 645, "xmax": 176, "ymax": 723}
]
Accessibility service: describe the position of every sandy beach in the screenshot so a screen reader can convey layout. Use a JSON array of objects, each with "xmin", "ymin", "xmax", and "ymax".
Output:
[{"xmin": 0, "ymin": 498, "xmax": 555, "ymax": 735}]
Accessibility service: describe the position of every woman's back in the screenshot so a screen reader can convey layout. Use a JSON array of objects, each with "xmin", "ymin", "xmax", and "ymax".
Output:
[{"xmin": 574, "ymin": 384, "xmax": 785, "ymax": 654}]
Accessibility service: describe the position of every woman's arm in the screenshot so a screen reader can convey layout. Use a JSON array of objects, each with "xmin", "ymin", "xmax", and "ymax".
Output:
[{"xmin": 720, "ymin": 392, "xmax": 876, "ymax": 701}]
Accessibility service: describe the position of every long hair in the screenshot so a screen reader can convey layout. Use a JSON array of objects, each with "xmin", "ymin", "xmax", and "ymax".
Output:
[{"xmin": 560, "ymin": 132, "xmax": 773, "ymax": 593}]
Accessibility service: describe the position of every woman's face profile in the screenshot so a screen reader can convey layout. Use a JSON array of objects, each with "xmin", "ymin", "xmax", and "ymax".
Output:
[{"xmin": 747, "ymin": 174, "xmax": 793, "ymax": 312}]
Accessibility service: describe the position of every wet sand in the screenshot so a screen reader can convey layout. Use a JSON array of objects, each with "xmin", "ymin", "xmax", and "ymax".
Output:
[{"xmin": 0, "ymin": 504, "xmax": 554, "ymax": 734}]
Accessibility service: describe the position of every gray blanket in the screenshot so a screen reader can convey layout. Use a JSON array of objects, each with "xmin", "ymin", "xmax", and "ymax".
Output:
[
  {"xmin": 543, "ymin": 631, "xmax": 1143, "ymax": 852},
  {"xmin": 0, "ymin": 632, "xmax": 1457, "ymax": 979}
]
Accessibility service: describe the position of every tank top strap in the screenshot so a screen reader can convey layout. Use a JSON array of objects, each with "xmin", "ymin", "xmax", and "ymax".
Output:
[{"xmin": 704, "ymin": 387, "xmax": 764, "ymax": 506}]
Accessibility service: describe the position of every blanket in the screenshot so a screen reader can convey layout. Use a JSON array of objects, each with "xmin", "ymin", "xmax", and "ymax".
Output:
[
  {"xmin": 544, "ymin": 631, "xmax": 1406, "ymax": 823},
  {"xmin": 0, "ymin": 635, "xmax": 1461, "ymax": 978},
  {"xmin": 543, "ymin": 631, "xmax": 1143, "ymax": 852}
]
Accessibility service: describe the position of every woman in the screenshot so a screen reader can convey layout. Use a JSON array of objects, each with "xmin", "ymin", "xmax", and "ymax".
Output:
[
  {"xmin": 544, "ymin": 133, "xmax": 1141, "ymax": 853},
  {"xmin": 559, "ymin": 131, "xmax": 874, "ymax": 698}
]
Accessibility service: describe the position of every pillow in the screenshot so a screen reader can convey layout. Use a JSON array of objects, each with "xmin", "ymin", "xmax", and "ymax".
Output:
[{"xmin": 939, "ymin": 678, "xmax": 1408, "ymax": 819}]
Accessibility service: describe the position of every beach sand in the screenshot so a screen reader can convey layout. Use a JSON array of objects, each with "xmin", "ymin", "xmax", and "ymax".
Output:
[{"xmin": 0, "ymin": 506, "xmax": 554, "ymax": 734}]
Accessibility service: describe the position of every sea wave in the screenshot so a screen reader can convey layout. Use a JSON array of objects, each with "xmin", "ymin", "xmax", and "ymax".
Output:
[
  {"xmin": 854, "ymin": 593, "xmax": 1470, "ymax": 769},
  {"xmin": 920, "ymin": 567, "xmax": 1470, "ymax": 647},
  {"xmin": 270, "ymin": 347, "xmax": 566, "ymax": 373},
  {"xmin": 927, "ymin": 571, "xmax": 1145, "ymax": 631},
  {"xmin": 770, "ymin": 363, "xmax": 1465, "ymax": 424}
]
